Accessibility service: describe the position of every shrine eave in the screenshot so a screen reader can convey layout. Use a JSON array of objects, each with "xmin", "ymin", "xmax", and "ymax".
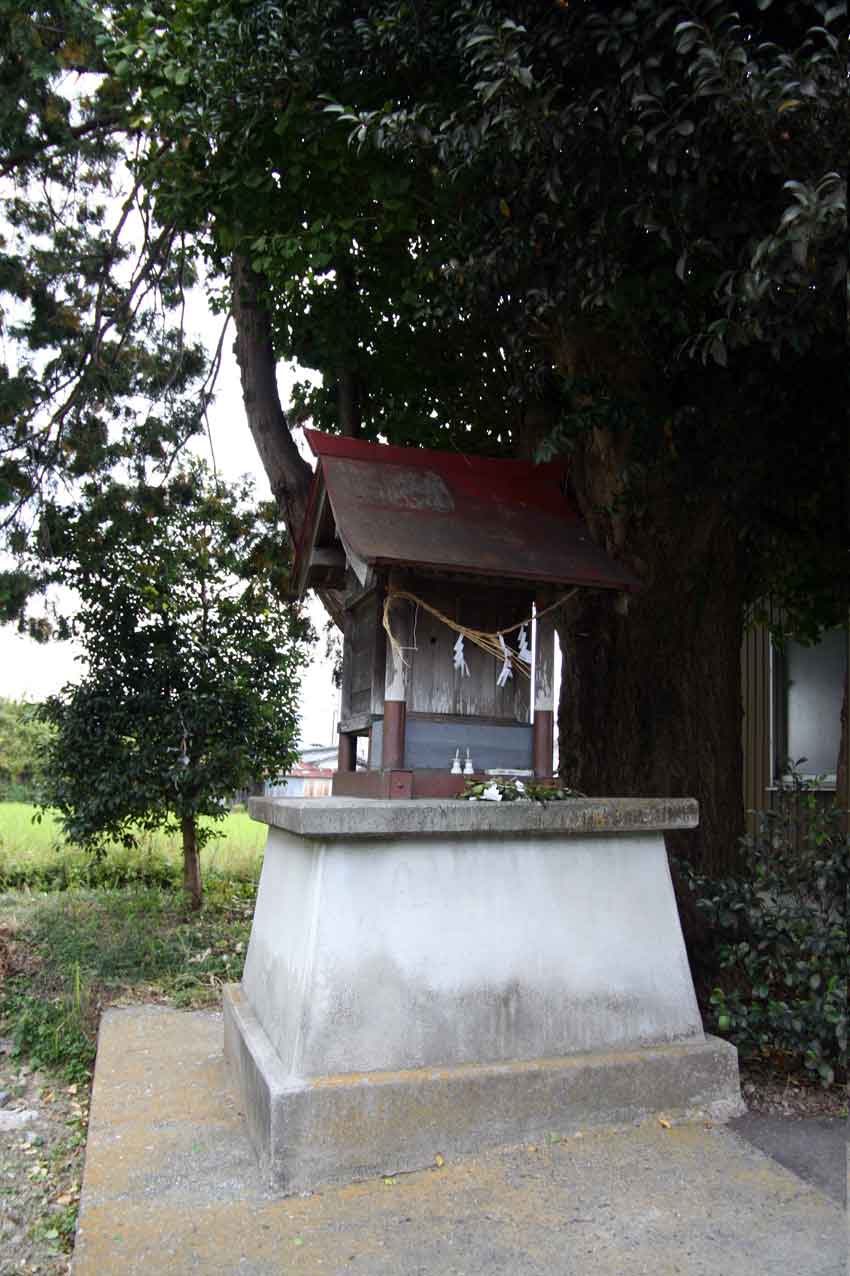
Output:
[{"xmin": 294, "ymin": 430, "xmax": 641, "ymax": 596}]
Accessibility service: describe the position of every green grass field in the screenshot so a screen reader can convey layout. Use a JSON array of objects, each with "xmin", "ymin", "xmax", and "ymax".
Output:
[{"xmin": 0, "ymin": 802, "xmax": 266, "ymax": 890}]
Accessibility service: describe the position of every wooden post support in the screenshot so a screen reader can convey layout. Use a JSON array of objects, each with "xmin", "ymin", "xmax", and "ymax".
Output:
[
  {"xmin": 382, "ymin": 583, "xmax": 411, "ymax": 770},
  {"xmin": 382, "ymin": 701, "xmax": 407, "ymax": 771},
  {"xmin": 532, "ymin": 712, "xmax": 554, "ymax": 780},
  {"xmin": 339, "ymin": 612, "xmax": 354, "ymax": 723},
  {"xmin": 337, "ymin": 732, "xmax": 356, "ymax": 774},
  {"xmin": 533, "ymin": 598, "xmax": 556, "ymax": 778}
]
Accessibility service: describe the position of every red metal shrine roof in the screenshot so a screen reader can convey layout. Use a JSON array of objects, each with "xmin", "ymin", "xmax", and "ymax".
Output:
[{"xmin": 295, "ymin": 430, "xmax": 641, "ymax": 594}]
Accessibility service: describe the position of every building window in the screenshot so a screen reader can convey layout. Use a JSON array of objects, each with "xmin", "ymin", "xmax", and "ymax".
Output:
[{"xmin": 773, "ymin": 628, "xmax": 847, "ymax": 785}]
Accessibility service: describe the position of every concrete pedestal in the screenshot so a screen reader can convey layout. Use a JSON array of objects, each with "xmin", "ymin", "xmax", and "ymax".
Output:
[{"xmin": 225, "ymin": 797, "xmax": 742, "ymax": 1193}]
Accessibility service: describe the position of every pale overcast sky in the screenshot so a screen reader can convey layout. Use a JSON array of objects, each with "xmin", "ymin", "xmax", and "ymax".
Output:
[{"xmin": 0, "ymin": 297, "xmax": 341, "ymax": 747}]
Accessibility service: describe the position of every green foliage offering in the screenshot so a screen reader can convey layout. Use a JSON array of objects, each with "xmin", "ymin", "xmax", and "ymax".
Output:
[
  {"xmin": 462, "ymin": 776, "xmax": 583, "ymax": 802},
  {"xmin": 681, "ymin": 791, "xmax": 848, "ymax": 1086},
  {"xmin": 0, "ymin": 700, "xmax": 53, "ymax": 800},
  {"xmin": 36, "ymin": 464, "xmax": 310, "ymax": 907}
]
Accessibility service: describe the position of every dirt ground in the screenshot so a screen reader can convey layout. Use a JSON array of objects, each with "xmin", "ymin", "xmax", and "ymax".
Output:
[
  {"xmin": 0, "ymin": 1042, "xmax": 86, "ymax": 1276},
  {"xmin": 738, "ymin": 1061, "xmax": 847, "ymax": 1119}
]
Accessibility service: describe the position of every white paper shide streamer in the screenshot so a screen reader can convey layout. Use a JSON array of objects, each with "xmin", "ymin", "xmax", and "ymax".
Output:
[
  {"xmin": 453, "ymin": 632, "xmax": 470, "ymax": 677},
  {"xmin": 496, "ymin": 633, "xmax": 513, "ymax": 687},
  {"xmin": 517, "ymin": 624, "xmax": 532, "ymax": 666}
]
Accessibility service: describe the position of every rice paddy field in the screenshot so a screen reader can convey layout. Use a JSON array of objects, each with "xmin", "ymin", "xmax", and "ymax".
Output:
[{"xmin": 0, "ymin": 802, "xmax": 266, "ymax": 891}]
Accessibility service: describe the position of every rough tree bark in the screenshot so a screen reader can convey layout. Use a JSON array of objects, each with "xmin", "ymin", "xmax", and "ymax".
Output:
[
  {"xmin": 181, "ymin": 814, "xmax": 202, "ymax": 912},
  {"xmin": 557, "ymin": 427, "xmax": 746, "ymax": 877},
  {"xmin": 336, "ymin": 367, "xmax": 362, "ymax": 438},
  {"xmin": 231, "ymin": 254, "xmax": 345, "ymax": 627},
  {"xmin": 231, "ymin": 254, "xmax": 313, "ymax": 541},
  {"xmin": 836, "ymin": 667, "xmax": 848, "ymax": 831},
  {"xmin": 333, "ymin": 254, "xmax": 363, "ymax": 439}
]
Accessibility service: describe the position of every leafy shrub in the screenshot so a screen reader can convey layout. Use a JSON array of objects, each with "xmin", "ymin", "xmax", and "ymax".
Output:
[
  {"xmin": 0, "ymin": 781, "xmax": 41, "ymax": 804},
  {"xmin": 0, "ymin": 699, "xmax": 54, "ymax": 802},
  {"xmin": 680, "ymin": 788, "xmax": 847, "ymax": 1086},
  {"xmin": 0, "ymin": 849, "xmax": 180, "ymax": 893}
]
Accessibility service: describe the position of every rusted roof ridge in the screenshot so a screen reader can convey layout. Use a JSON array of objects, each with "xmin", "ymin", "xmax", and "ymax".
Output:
[{"xmin": 303, "ymin": 428, "xmax": 568, "ymax": 483}]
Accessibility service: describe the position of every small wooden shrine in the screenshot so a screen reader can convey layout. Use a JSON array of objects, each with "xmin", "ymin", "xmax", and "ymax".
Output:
[
  {"xmin": 227, "ymin": 433, "xmax": 741, "ymax": 1198},
  {"xmin": 294, "ymin": 431, "xmax": 640, "ymax": 798}
]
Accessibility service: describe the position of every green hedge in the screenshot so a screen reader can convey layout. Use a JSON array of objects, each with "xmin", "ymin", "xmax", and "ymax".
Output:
[{"xmin": 680, "ymin": 792, "xmax": 847, "ymax": 1086}]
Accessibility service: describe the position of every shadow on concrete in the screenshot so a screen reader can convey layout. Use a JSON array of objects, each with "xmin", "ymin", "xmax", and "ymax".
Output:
[{"xmin": 730, "ymin": 1114, "xmax": 847, "ymax": 1206}]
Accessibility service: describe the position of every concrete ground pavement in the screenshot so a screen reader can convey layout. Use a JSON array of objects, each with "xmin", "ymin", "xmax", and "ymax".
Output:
[{"xmin": 72, "ymin": 1006, "xmax": 846, "ymax": 1276}]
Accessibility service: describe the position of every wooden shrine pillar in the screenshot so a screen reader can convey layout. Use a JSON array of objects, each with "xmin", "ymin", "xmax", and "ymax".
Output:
[
  {"xmin": 337, "ymin": 732, "xmax": 356, "ymax": 773},
  {"xmin": 533, "ymin": 598, "xmax": 555, "ymax": 778},
  {"xmin": 382, "ymin": 584, "xmax": 411, "ymax": 770},
  {"xmin": 337, "ymin": 610, "xmax": 357, "ymax": 773}
]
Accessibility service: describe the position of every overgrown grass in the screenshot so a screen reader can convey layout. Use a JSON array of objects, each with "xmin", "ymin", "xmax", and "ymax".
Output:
[
  {"xmin": 0, "ymin": 882, "xmax": 256, "ymax": 1082},
  {"xmin": 0, "ymin": 802, "xmax": 265, "ymax": 891},
  {"xmin": 0, "ymin": 801, "xmax": 264, "ymax": 1083}
]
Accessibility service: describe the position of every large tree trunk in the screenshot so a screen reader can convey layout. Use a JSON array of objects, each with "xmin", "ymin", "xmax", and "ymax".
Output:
[
  {"xmin": 333, "ymin": 254, "xmax": 363, "ymax": 438},
  {"xmin": 231, "ymin": 253, "xmax": 345, "ymax": 627},
  {"xmin": 557, "ymin": 430, "xmax": 746, "ymax": 877},
  {"xmin": 231, "ymin": 254, "xmax": 313, "ymax": 541},
  {"xmin": 836, "ymin": 665, "xmax": 848, "ymax": 830},
  {"xmin": 181, "ymin": 814, "xmax": 202, "ymax": 912}
]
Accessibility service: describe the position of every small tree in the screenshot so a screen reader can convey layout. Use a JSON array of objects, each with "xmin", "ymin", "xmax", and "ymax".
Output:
[
  {"xmin": 38, "ymin": 464, "xmax": 311, "ymax": 909},
  {"xmin": 0, "ymin": 699, "xmax": 54, "ymax": 801}
]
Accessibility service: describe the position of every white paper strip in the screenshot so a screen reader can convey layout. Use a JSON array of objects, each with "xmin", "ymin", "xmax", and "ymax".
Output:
[
  {"xmin": 496, "ymin": 634, "xmax": 513, "ymax": 687},
  {"xmin": 453, "ymin": 632, "xmax": 470, "ymax": 677}
]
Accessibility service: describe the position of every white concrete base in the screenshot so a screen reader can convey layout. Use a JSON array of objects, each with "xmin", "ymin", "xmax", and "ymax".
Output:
[
  {"xmin": 227, "ymin": 798, "xmax": 741, "ymax": 1191},
  {"xmin": 224, "ymin": 984, "xmax": 743, "ymax": 1195},
  {"xmin": 241, "ymin": 815, "xmax": 703, "ymax": 1076}
]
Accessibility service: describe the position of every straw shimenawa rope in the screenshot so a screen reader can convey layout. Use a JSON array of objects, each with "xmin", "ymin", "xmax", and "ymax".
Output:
[{"xmin": 381, "ymin": 587, "xmax": 577, "ymax": 681}]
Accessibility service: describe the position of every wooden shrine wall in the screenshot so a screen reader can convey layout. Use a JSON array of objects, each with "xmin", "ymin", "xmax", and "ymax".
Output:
[
  {"xmin": 405, "ymin": 583, "xmax": 531, "ymax": 723},
  {"xmin": 341, "ymin": 590, "xmax": 384, "ymax": 725}
]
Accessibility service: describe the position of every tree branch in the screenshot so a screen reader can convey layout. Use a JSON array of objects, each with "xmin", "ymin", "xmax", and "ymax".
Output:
[{"xmin": 0, "ymin": 113, "xmax": 129, "ymax": 181}]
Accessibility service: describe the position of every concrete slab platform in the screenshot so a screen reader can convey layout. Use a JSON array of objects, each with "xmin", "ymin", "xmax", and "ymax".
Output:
[
  {"xmin": 223, "ymin": 982, "xmax": 743, "ymax": 1195},
  {"xmin": 74, "ymin": 1006, "xmax": 846, "ymax": 1276}
]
